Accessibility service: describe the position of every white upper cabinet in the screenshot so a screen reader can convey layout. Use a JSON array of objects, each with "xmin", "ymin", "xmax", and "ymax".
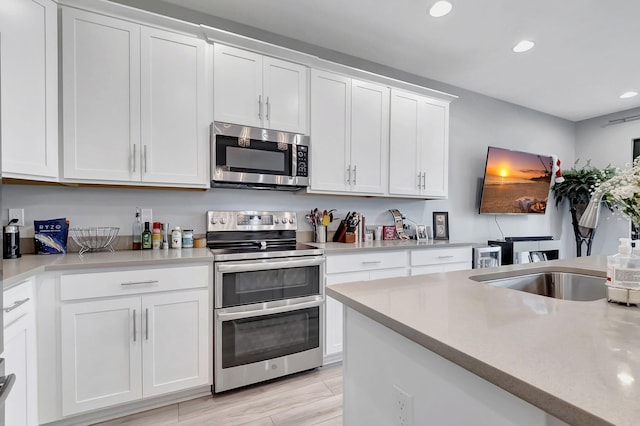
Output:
[
  {"xmin": 140, "ymin": 27, "xmax": 209, "ymax": 185},
  {"xmin": 309, "ymin": 70, "xmax": 388, "ymax": 195},
  {"xmin": 0, "ymin": 0, "xmax": 58, "ymax": 181},
  {"xmin": 61, "ymin": 7, "xmax": 210, "ymax": 187},
  {"xmin": 389, "ymin": 89, "xmax": 449, "ymax": 198},
  {"xmin": 214, "ymin": 44, "xmax": 309, "ymax": 134}
]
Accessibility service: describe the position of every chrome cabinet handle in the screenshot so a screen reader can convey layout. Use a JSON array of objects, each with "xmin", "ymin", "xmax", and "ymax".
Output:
[
  {"xmin": 361, "ymin": 260, "xmax": 382, "ymax": 264},
  {"xmin": 437, "ymin": 255, "xmax": 454, "ymax": 259},
  {"xmin": 417, "ymin": 173, "xmax": 422, "ymax": 188},
  {"xmin": 121, "ymin": 280, "xmax": 159, "ymax": 286},
  {"xmin": 133, "ymin": 309, "xmax": 137, "ymax": 342},
  {"xmin": 347, "ymin": 165, "xmax": 352, "ymax": 185},
  {"xmin": 266, "ymin": 96, "xmax": 270, "ymax": 120},
  {"xmin": 4, "ymin": 297, "xmax": 30, "ymax": 313},
  {"xmin": 258, "ymin": 95, "xmax": 263, "ymax": 119},
  {"xmin": 145, "ymin": 308, "xmax": 149, "ymax": 341},
  {"xmin": 422, "ymin": 172, "xmax": 426, "ymax": 189},
  {"xmin": 132, "ymin": 144, "xmax": 137, "ymax": 172},
  {"xmin": 144, "ymin": 145, "xmax": 148, "ymax": 173},
  {"xmin": 353, "ymin": 165, "xmax": 357, "ymax": 185}
]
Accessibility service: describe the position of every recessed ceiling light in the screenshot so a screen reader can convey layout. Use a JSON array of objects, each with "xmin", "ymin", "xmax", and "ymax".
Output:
[
  {"xmin": 429, "ymin": 1, "xmax": 453, "ymax": 17},
  {"xmin": 512, "ymin": 40, "xmax": 535, "ymax": 53},
  {"xmin": 620, "ymin": 91, "xmax": 638, "ymax": 99}
]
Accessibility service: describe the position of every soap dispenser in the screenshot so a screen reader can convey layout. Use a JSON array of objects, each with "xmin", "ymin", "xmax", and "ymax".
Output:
[{"xmin": 607, "ymin": 238, "xmax": 632, "ymax": 287}]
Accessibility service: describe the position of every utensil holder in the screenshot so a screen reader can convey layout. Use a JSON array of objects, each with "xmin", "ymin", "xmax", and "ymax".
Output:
[{"xmin": 314, "ymin": 225, "xmax": 327, "ymax": 243}]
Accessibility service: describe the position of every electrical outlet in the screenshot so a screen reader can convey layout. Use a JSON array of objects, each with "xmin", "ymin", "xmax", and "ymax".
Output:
[
  {"xmin": 8, "ymin": 208, "xmax": 25, "ymax": 226},
  {"xmin": 393, "ymin": 385, "xmax": 413, "ymax": 426},
  {"xmin": 141, "ymin": 209, "xmax": 153, "ymax": 224}
]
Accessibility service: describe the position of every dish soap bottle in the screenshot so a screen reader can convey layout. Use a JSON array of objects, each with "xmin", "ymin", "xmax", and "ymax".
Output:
[
  {"xmin": 132, "ymin": 207, "xmax": 142, "ymax": 250},
  {"xmin": 607, "ymin": 238, "xmax": 632, "ymax": 287},
  {"xmin": 142, "ymin": 221, "xmax": 152, "ymax": 250}
]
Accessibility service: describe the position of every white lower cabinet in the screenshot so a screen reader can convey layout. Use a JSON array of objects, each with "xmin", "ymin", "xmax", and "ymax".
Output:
[
  {"xmin": 410, "ymin": 246, "xmax": 472, "ymax": 275},
  {"xmin": 4, "ymin": 279, "xmax": 38, "ymax": 426},
  {"xmin": 324, "ymin": 252, "xmax": 408, "ymax": 362},
  {"xmin": 55, "ymin": 264, "xmax": 211, "ymax": 418}
]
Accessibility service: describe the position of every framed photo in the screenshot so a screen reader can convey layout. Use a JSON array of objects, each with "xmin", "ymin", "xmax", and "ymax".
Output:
[
  {"xmin": 416, "ymin": 224, "xmax": 428, "ymax": 241},
  {"xmin": 433, "ymin": 212, "xmax": 449, "ymax": 240}
]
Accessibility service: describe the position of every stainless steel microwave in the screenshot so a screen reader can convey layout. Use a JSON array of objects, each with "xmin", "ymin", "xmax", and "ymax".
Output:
[{"xmin": 210, "ymin": 122, "xmax": 309, "ymax": 191}]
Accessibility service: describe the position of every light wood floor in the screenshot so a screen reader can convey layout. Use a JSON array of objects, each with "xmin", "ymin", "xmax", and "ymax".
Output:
[{"xmin": 95, "ymin": 363, "xmax": 343, "ymax": 426}]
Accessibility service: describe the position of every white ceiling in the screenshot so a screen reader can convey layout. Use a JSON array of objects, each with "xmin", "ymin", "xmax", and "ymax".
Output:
[{"xmin": 160, "ymin": 0, "xmax": 640, "ymax": 122}]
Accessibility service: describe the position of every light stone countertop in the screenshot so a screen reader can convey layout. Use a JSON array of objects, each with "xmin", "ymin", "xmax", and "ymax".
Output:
[
  {"xmin": 3, "ymin": 249, "xmax": 214, "ymax": 290},
  {"xmin": 326, "ymin": 255, "xmax": 640, "ymax": 426},
  {"xmin": 307, "ymin": 239, "xmax": 476, "ymax": 253}
]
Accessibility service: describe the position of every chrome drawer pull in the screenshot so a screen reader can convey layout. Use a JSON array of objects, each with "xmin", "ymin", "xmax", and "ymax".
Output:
[
  {"xmin": 361, "ymin": 260, "xmax": 382, "ymax": 264},
  {"xmin": 3, "ymin": 297, "xmax": 30, "ymax": 313},
  {"xmin": 437, "ymin": 255, "xmax": 454, "ymax": 259},
  {"xmin": 121, "ymin": 280, "xmax": 159, "ymax": 286}
]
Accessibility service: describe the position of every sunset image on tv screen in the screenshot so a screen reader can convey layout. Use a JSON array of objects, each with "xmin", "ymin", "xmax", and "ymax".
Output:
[{"xmin": 479, "ymin": 147, "xmax": 553, "ymax": 214}]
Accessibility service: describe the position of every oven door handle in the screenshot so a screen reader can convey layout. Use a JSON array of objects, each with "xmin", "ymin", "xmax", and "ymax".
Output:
[
  {"xmin": 216, "ymin": 256, "xmax": 325, "ymax": 273},
  {"xmin": 216, "ymin": 298, "xmax": 324, "ymax": 321}
]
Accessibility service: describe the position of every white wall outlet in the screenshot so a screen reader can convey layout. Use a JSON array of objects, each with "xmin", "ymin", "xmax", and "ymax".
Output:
[
  {"xmin": 141, "ymin": 208, "xmax": 153, "ymax": 224},
  {"xmin": 393, "ymin": 385, "xmax": 413, "ymax": 426},
  {"xmin": 8, "ymin": 208, "xmax": 25, "ymax": 226}
]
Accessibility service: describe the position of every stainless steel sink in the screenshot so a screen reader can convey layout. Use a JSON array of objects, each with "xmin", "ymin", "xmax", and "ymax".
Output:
[{"xmin": 471, "ymin": 272, "xmax": 607, "ymax": 301}]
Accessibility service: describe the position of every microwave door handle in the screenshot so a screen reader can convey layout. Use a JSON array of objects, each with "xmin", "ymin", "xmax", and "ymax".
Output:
[
  {"xmin": 216, "ymin": 257, "xmax": 325, "ymax": 273},
  {"xmin": 216, "ymin": 298, "xmax": 324, "ymax": 321}
]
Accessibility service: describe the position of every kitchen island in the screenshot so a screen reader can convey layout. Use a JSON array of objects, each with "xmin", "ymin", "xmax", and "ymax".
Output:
[{"xmin": 327, "ymin": 256, "xmax": 639, "ymax": 426}]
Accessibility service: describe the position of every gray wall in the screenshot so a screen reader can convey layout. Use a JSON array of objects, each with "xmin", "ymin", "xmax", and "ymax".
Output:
[{"xmin": 3, "ymin": 0, "xmax": 577, "ymax": 253}]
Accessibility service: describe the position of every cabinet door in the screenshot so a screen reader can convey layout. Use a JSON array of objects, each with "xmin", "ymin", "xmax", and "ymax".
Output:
[
  {"xmin": 141, "ymin": 28, "xmax": 209, "ymax": 186},
  {"xmin": 142, "ymin": 290, "xmax": 209, "ymax": 397},
  {"xmin": 61, "ymin": 298, "xmax": 142, "ymax": 415},
  {"xmin": 389, "ymin": 89, "xmax": 421, "ymax": 196},
  {"xmin": 309, "ymin": 70, "xmax": 351, "ymax": 192},
  {"xmin": 4, "ymin": 291, "xmax": 37, "ymax": 426},
  {"xmin": 213, "ymin": 44, "xmax": 262, "ymax": 128},
  {"xmin": 350, "ymin": 80, "xmax": 389, "ymax": 194},
  {"xmin": 419, "ymin": 98, "xmax": 448, "ymax": 197},
  {"xmin": 0, "ymin": 0, "xmax": 58, "ymax": 180},
  {"xmin": 263, "ymin": 56, "xmax": 308, "ymax": 133},
  {"xmin": 62, "ymin": 8, "xmax": 141, "ymax": 182}
]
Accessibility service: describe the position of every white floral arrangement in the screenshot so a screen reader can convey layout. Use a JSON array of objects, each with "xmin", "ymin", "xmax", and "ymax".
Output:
[{"xmin": 580, "ymin": 157, "xmax": 640, "ymax": 228}]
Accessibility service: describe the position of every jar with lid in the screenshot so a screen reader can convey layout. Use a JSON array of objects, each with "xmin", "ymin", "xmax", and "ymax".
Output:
[
  {"xmin": 171, "ymin": 227, "xmax": 182, "ymax": 249},
  {"xmin": 182, "ymin": 229, "xmax": 194, "ymax": 248}
]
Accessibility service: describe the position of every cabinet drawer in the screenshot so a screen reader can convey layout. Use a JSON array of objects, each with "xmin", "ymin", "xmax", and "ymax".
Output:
[
  {"xmin": 410, "ymin": 246, "xmax": 471, "ymax": 266},
  {"xmin": 61, "ymin": 264, "xmax": 209, "ymax": 301},
  {"xmin": 4, "ymin": 279, "xmax": 35, "ymax": 329},
  {"xmin": 326, "ymin": 251, "xmax": 407, "ymax": 274}
]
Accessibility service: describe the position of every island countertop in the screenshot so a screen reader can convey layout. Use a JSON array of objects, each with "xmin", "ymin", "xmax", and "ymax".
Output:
[{"xmin": 326, "ymin": 255, "xmax": 640, "ymax": 426}]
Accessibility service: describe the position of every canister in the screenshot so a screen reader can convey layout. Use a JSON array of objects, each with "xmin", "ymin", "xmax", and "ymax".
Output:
[
  {"xmin": 182, "ymin": 229, "xmax": 194, "ymax": 248},
  {"xmin": 171, "ymin": 227, "xmax": 182, "ymax": 249},
  {"xmin": 3, "ymin": 219, "xmax": 21, "ymax": 259}
]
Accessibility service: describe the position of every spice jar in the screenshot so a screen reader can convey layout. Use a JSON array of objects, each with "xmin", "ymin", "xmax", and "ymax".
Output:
[
  {"xmin": 171, "ymin": 227, "xmax": 182, "ymax": 249},
  {"xmin": 182, "ymin": 229, "xmax": 194, "ymax": 248},
  {"xmin": 152, "ymin": 222, "xmax": 162, "ymax": 249}
]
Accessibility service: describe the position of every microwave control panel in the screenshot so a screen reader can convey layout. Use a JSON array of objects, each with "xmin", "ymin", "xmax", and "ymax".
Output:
[{"xmin": 296, "ymin": 145, "xmax": 308, "ymax": 177}]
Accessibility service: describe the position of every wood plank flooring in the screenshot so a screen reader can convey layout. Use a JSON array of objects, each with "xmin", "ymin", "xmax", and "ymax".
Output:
[{"xmin": 94, "ymin": 363, "xmax": 343, "ymax": 426}]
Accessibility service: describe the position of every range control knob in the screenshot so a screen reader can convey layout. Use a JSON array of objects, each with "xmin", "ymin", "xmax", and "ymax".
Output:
[
  {"xmin": 220, "ymin": 217, "xmax": 227, "ymax": 225},
  {"xmin": 288, "ymin": 217, "xmax": 295, "ymax": 224},
  {"xmin": 274, "ymin": 217, "xmax": 280, "ymax": 224},
  {"xmin": 210, "ymin": 217, "xmax": 218, "ymax": 225}
]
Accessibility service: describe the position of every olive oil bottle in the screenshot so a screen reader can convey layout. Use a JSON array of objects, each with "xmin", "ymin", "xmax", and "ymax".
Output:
[{"xmin": 142, "ymin": 221, "xmax": 152, "ymax": 250}]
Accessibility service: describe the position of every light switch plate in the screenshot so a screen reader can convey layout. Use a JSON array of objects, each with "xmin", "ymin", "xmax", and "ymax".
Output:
[{"xmin": 141, "ymin": 209, "xmax": 153, "ymax": 224}]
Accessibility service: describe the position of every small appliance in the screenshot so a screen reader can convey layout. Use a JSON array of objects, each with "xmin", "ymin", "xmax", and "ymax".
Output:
[{"xmin": 3, "ymin": 219, "xmax": 21, "ymax": 259}]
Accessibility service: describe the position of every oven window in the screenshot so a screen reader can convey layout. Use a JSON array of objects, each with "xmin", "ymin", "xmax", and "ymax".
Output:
[
  {"xmin": 221, "ymin": 265, "xmax": 320, "ymax": 307},
  {"xmin": 216, "ymin": 135, "xmax": 291, "ymax": 175},
  {"xmin": 221, "ymin": 307, "xmax": 319, "ymax": 368}
]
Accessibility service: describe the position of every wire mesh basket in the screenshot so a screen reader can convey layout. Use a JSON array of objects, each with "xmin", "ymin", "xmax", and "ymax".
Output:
[{"xmin": 69, "ymin": 227, "xmax": 120, "ymax": 255}]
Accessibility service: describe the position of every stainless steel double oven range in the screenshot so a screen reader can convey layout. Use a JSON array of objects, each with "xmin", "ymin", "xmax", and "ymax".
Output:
[{"xmin": 207, "ymin": 210, "xmax": 324, "ymax": 393}]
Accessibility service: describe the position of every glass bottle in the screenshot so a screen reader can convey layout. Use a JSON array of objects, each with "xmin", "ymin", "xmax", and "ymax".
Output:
[
  {"xmin": 132, "ymin": 207, "xmax": 142, "ymax": 250},
  {"xmin": 142, "ymin": 221, "xmax": 152, "ymax": 250}
]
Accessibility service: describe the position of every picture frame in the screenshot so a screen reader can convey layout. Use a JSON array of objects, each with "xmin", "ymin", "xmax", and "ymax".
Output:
[
  {"xmin": 416, "ymin": 224, "xmax": 428, "ymax": 241},
  {"xmin": 432, "ymin": 212, "xmax": 449, "ymax": 240}
]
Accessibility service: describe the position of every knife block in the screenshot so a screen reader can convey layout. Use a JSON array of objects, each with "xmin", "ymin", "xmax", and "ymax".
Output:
[{"xmin": 342, "ymin": 232, "xmax": 356, "ymax": 243}]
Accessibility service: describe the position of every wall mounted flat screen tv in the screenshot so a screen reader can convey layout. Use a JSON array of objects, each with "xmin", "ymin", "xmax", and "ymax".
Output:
[{"xmin": 479, "ymin": 146, "xmax": 553, "ymax": 214}]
